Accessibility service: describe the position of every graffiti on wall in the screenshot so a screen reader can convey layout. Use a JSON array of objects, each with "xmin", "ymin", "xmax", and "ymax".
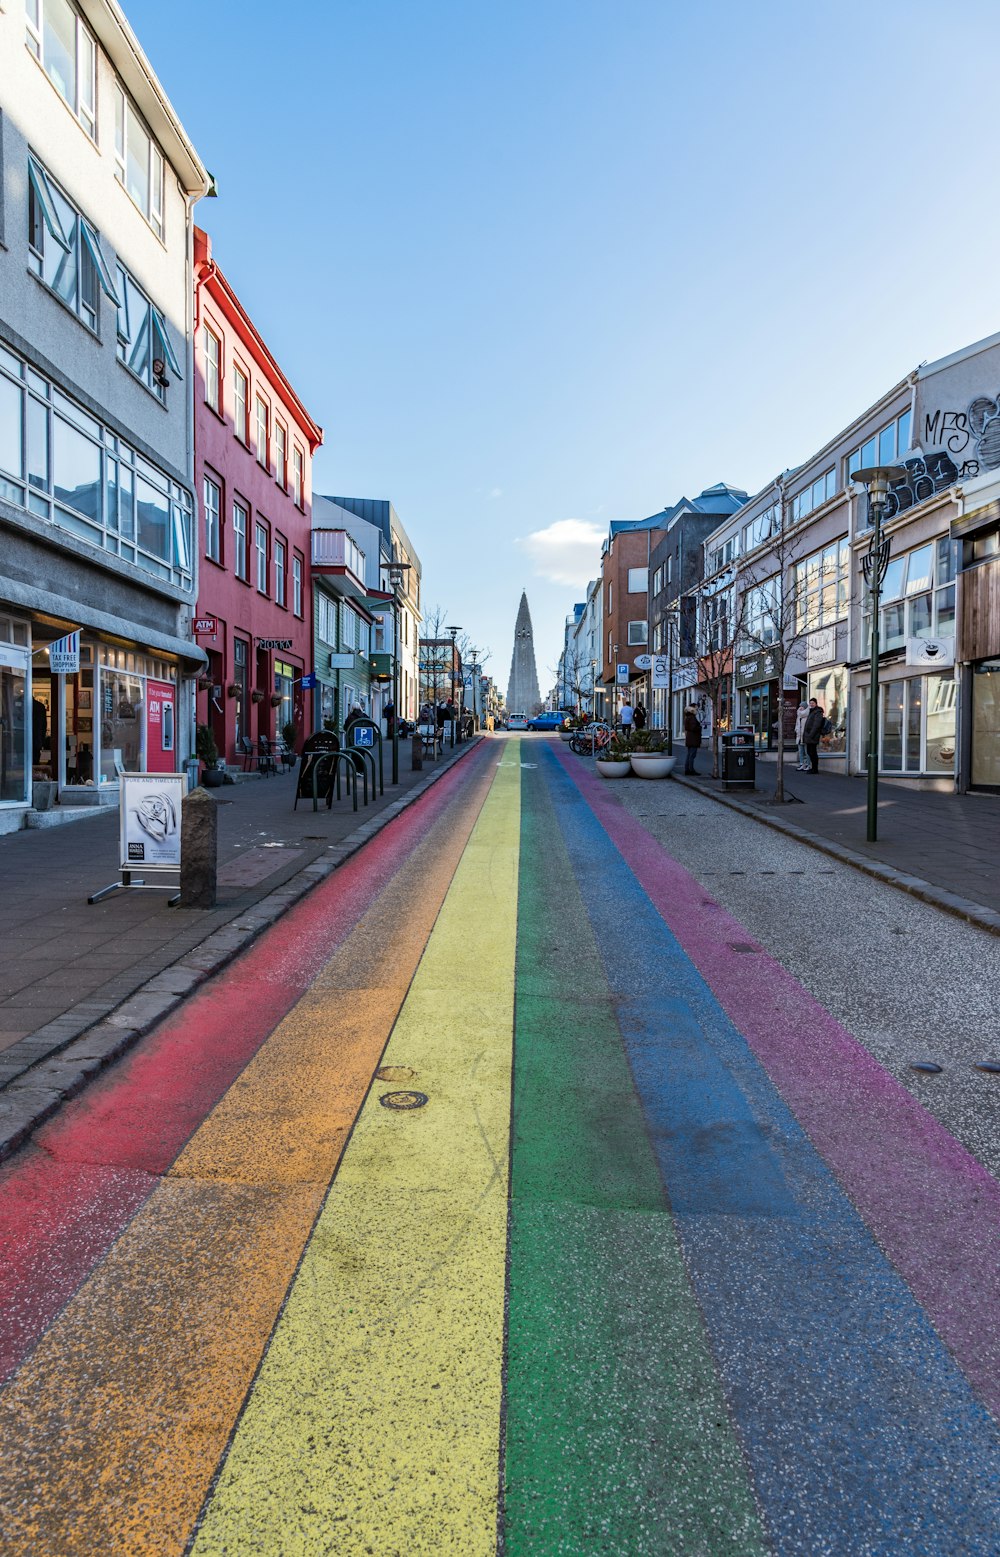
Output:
[{"xmin": 882, "ymin": 391, "xmax": 1000, "ymax": 519}]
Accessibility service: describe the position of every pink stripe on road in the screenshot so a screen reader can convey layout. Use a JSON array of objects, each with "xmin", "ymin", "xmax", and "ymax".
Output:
[{"xmin": 556, "ymin": 747, "xmax": 1000, "ymax": 1423}]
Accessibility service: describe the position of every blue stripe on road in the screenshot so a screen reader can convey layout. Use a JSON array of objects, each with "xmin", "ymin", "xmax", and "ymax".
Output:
[{"xmin": 542, "ymin": 750, "xmax": 1000, "ymax": 1554}]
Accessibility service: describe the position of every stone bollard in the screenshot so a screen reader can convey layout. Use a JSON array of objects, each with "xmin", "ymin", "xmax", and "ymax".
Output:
[
  {"xmin": 180, "ymin": 785, "xmax": 218, "ymax": 908},
  {"xmin": 411, "ymin": 732, "xmax": 423, "ymax": 772}
]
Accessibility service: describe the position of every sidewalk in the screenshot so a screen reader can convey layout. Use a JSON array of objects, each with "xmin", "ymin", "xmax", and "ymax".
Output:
[
  {"xmin": 0, "ymin": 737, "xmax": 482, "ymax": 1157},
  {"xmin": 677, "ymin": 754, "xmax": 1000, "ymax": 931}
]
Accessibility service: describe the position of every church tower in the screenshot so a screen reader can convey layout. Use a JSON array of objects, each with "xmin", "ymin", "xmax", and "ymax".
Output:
[{"xmin": 506, "ymin": 591, "xmax": 541, "ymax": 715}]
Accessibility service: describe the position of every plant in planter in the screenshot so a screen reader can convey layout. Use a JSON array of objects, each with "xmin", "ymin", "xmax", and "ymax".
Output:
[
  {"xmin": 595, "ymin": 732, "xmax": 634, "ymax": 778},
  {"xmin": 270, "ymin": 694, "xmax": 283, "ymax": 707},
  {"xmin": 628, "ymin": 726, "xmax": 675, "ymax": 777},
  {"xmin": 227, "ymin": 683, "xmax": 239, "ymax": 699},
  {"xmin": 196, "ymin": 674, "xmax": 212, "ymax": 693},
  {"xmin": 251, "ymin": 689, "xmax": 265, "ymax": 705},
  {"xmin": 196, "ymin": 723, "xmax": 225, "ymax": 787}
]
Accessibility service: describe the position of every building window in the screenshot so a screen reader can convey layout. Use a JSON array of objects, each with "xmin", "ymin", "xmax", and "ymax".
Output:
[
  {"xmin": 204, "ymin": 327, "xmax": 221, "ymax": 412},
  {"xmin": 256, "ymin": 522, "xmax": 268, "ymax": 593},
  {"xmin": 847, "ymin": 410, "xmax": 912, "ymax": 483},
  {"xmin": 607, "ymin": 582, "xmax": 613, "ymax": 613},
  {"xmin": 26, "ymin": 0, "xmax": 96, "ymax": 140},
  {"xmin": 233, "ymin": 366, "xmax": 248, "ymax": 443},
  {"xmin": 204, "ymin": 475, "xmax": 221, "ymax": 563},
  {"xmin": 791, "ymin": 469, "xmax": 837, "ymax": 524},
  {"xmin": 627, "ymin": 567, "xmax": 648, "ymax": 593},
  {"xmin": 861, "ymin": 536, "xmax": 956, "ymax": 654},
  {"xmin": 292, "ymin": 553, "xmax": 303, "ymax": 617},
  {"xmin": 114, "ymin": 87, "xmax": 164, "ymax": 239},
  {"xmin": 0, "ymin": 342, "xmax": 193, "ymax": 585},
  {"xmin": 652, "ymin": 565, "xmax": 663, "ymax": 595},
  {"xmin": 291, "ymin": 444, "xmax": 303, "ymax": 508},
  {"xmin": 794, "ymin": 538, "xmax": 850, "ymax": 633},
  {"xmin": 743, "ymin": 576, "xmax": 780, "ymax": 647},
  {"xmin": 274, "ymin": 538, "xmax": 286, "ymax": 606},
  {"xmin": 28, "ymin": 156, "xmax": 119, "ymax": 331},
  {"xmin": 743, "ymin": 504, "xmax": 780, "ymax": 552},
  {"xmin": 116, "ymin": 265, "xmax": 181, "ymax": 400},
  {"xmin": 627, "ymin": 620, "xmax": 647, "ymax": 645},
  {"xmin": 256, "ymin": 395, "xmax": 269, "ymax": 469},
  {"xmin": 707, "ymin": 534, "xmax": 739, "ymax": 574},
  {"xmin": 274, "ymin": 421, "xmax": 287, "ymax": 489},
  {"xmin": 232, "ymin": 498, "xmax": 248, "ymax": 580}
]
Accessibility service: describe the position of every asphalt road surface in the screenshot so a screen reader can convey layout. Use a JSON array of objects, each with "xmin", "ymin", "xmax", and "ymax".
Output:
[{"xmin": 0, "ymin": 735, "xmax": 998, "ymax": 1555}]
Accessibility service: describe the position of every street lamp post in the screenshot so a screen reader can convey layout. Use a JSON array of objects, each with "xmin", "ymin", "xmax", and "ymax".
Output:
[
  {"xmin": 446, "ymin": 625, "xmax": 462, "ymax": 746},
  {"xmin": 589, "ymin": 658, "xmax": 597, "ymax": 718},
  {"xmin": 387, "ymin": 559, "xmax": 410, "ymax": 785},
  {"xmin": 851, "ymin": 465, "xmax": 904, "ymax": 843},
  {"xmin": 665, "ymin": 609, "xmax": 679, "ymax": 755}
]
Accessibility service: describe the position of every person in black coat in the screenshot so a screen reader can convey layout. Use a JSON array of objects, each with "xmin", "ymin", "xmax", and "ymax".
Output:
[
  {"xmin": 802, "ymin": 698, "xmax": 825, "ymax": 773},
  {"xmin": 683, "ymin": 706, "xmax": 702, "ymax": 774}
]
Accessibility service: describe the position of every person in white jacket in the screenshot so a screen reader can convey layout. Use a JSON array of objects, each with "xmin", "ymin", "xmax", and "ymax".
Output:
[{"xmin": 794, "ymin": 700, "xmax": 809, "ymax": 770}]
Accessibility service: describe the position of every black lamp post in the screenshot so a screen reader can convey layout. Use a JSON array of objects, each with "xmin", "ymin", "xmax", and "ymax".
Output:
[
  {"xmin": 388, "ymin": 559, "xmax": 410, "ymax": 785},
  {"xmin": 446, "ymin": 625, "xmax": 462, "ymax": 745},
  {"xmin": 664, "ymin": 608, "xmax": 679, "ymax": 755},
  {"xmin": 851, "ymin": 465, "xmax": 904, "ymax": 842}
]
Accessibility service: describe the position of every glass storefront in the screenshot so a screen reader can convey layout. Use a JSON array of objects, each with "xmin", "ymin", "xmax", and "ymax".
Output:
[
  {"xmin": 0, "ymin": 645, "xmax": 29, "ymax": 804},
  {"xmin": 971, "ymin": 661, "xmax": 1000, "ymax": 790},
  {"xmin": 807, "ymin": 666, "xmax": 847, "ymax": 756},
  {"xmin": 858, "ymin": 673, "xmax": 956, "ymax": 776}
]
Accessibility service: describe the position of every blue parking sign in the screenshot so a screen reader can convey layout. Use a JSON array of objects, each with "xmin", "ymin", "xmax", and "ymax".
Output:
[{"xmin": 352, "ymin": 725, "xmax": 375, "ymax": 747}]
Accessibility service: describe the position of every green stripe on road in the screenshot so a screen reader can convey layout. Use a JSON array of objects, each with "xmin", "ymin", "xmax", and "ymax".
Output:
[{"xmin": 502, "ymin": 762, "xmax": 766, "ymax": 1556}]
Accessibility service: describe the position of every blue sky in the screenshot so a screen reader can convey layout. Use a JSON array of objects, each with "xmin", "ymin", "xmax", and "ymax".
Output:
[{"xmin": 126, "ymin": 0, "xmax": 1000, "ymax": 688}]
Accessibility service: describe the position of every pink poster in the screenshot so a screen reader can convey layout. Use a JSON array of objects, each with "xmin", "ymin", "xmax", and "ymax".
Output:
[{"xmin": 145, "ymin": 680, "xmax": 176, "ymax": 773}]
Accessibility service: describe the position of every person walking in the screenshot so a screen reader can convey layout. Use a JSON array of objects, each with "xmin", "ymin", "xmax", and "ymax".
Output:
[
  {"xmin": 803, "ymin": 697, "xmax": 825, "ymax": 773},
  {"xmin": 794, "ymin": 699, "xmax": 809, "ymax": 770},
  {"xmin": 620, "ymin": 697, "xmax": 634, "ymax": 734},
  {"xmin": 683, "ymin": 705, "xmax": 702, "ymax": 774},
  {"xmin": 633, "ymin": 700, "xmax": 647, "ymax": 731}
]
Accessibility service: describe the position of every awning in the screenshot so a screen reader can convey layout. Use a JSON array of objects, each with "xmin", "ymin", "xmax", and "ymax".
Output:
[{"xmin": 6, "ymin": 578, "xmax": 207, "ymax": 669}]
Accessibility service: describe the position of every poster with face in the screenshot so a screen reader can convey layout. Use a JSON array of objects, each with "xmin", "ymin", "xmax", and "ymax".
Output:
[{"xmin": 119, "ymin": 772, "xmax": 184, "ymax": 870}]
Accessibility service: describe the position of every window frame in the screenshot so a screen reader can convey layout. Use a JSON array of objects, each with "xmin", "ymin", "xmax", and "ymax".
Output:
[
  {"xmin": 626, "ymin": 619, "xmax": 648, "ymax": 646},
  {"xmin": 291, "ymin": 444, "xmax": 304, "ymax": 508},
  {"xmin": 292, "ymin": 552, "xmax": 303, "ymax": 617},
  {"xmin": 255, "ymin": 393, "xmax": 270, "ymax": 470},
  {"xmin": 114, "ymin": 85, "xmax": 165, "ymax": 239},
  {"xmin": 203, "ymin": 472, "xmax": 221, "ymax": 564},
  {"xmin": 233, "ymin": 364, "xmax": 249, "ymax": 444},
  {"xmin": 116, "ymin": 262, "xmax": 180, "ymax": 400},
  {"xmin": 232, "ymin": 497, "xmax": 249, "ymax": 581},
  {"xmin": 274, "ymin": 420, "xmax": 287, "ymax": 489},
  {"xmin": 203, "ymin": 325, "xmax": 221, "ymax": 413},
  {"xmin": 255, "ymin": 520, "xmax": 269, "ymax": 594},
  {"xmin": 28, "ymin": 156, "xmax": 115, "ymax": 333},
  {"xmin": 26, "ymin": 0, "xmax": 97, "ymax": 140},
  {"xmin": 274, "ymin": 536, "xmax": 287, "ymax": 607}
]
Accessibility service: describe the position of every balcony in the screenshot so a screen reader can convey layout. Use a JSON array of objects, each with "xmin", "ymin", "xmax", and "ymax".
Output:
[{"xmin": 311, "ymin": 528, "xmax": 367, "ymax": 600}]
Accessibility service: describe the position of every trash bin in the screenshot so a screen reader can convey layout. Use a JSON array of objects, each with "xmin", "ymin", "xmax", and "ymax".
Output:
[{"xmin": 722, "ymin": 727, "xmax": 756, "ymax": 790}]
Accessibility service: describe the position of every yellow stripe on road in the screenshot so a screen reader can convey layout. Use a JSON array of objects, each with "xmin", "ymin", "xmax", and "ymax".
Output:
[{"xmin": 193, "ymin": 749, "xmax": 521, "ymax": 1557}]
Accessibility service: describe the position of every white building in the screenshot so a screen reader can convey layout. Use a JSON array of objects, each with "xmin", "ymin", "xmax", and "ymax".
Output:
[{"xmin": 0, "ymin": 0, "xmax": 209, "ymax": 827}]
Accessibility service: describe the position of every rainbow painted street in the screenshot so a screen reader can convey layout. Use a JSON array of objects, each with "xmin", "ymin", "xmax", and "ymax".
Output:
[{"xmin": 1, "ymin": 738, "xmax": 999, "ymax": 1555}]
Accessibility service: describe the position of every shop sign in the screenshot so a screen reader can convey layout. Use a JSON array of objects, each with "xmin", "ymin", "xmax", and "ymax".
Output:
[
  {"xmin": 634, "ymin": 654, "xmax": 652, "ymax": 670},
  {"xmin": 735, "ymin": 648, "xmax": 778, "ymax": 689},
  {"xmin": 328, "ymin": 652, "xmax": 355, "ymax": 669},
  {"xmin": 49, "ymin": 629, "xmax": 80, "ymax": 674},
  {"xmin": 906, "ymin": 636, "xmax": 955, "ymax": 668},
  {"xmin": 807, "ymin": 627, "xmax": 836, "ymax": 667},
  {"xmin": 119, "ymin": 772, "xmax": 184, "ymax": 871},
  {"xmin": 651, "ymin": 655, "xmax": 670, "ymax": 689},
  {"xmin": 257, "ymin": 638, "xmax": 292, "ymax": 651},
  {"xmin": 193, "ymin": 617, "xmax": 218, "ymax": 635},
  {"xmin": 300, "ymin": 671, "xmax": 318, "ymax": 689}
]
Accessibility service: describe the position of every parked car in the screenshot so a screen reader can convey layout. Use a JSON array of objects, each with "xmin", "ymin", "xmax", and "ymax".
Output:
[
  {"xmin": 526, "ymin": 711, "xmax": 570, "ymax": 731},
  {"xmin": 508, "ymin": 713, "xmax": 529, "ymax": 730}
]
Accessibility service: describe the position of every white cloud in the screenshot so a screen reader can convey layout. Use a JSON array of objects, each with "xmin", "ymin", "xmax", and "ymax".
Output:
[
  {"xmin": 487, "ymin": 486, "xmax": 503, "ymax": 500},
  {"xmin": 515, "ymin": 518, "xmax": 605, "ymax": 587}
]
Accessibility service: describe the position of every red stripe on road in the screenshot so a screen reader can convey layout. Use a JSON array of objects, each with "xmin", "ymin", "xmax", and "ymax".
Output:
[{"xmin": 0, "ymin": 746, "xmax": 491, "ymax": 1382}]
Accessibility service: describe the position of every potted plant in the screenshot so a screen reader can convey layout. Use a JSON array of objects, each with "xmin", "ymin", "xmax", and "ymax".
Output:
[
  {"xmin": 196, "ymin": 673, "xmax": 212, "ymax": 693},
  {"xmin": 251, "ymin": 689, "xmax": 265, "ymax": 705},
  {"xmin": 595, "ymin": 732, "xmax": 634, "ymax": 779},
  {"xmin": 196, "ymin": 723, "xmax": 224, "ymax": 787},
  {"xmin": 270, "ymin": 694, "xmax": 283, "ymax": 707},
  {"xmin": 629, "ymin": 729, "xmax": 676, "ymax": 779},
  {"xmin": 227, "ymin": 683, "xmax": 239, "ymax": 699}
]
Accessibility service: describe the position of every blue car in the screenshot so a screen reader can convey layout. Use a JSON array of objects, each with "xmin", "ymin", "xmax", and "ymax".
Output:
[{"xmin": 526, "ymin": 711, "xmax": 570, "ymax": 731}]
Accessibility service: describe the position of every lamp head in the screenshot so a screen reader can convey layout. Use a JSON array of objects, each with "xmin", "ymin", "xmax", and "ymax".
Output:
[{"xmin": 851, "ymin": 465, "xmax": 906, "ymax": 506}]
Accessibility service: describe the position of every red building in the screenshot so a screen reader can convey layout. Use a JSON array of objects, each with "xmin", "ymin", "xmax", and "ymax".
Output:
[{"xmin": 193, "ymin": 227, "xmax": 323, "ymax": 763}]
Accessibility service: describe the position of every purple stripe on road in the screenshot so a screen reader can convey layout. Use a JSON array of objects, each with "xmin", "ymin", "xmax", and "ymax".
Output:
[{"xmin": 555, "ymin": 747, "xmax": 1000, "ymax": 1422}]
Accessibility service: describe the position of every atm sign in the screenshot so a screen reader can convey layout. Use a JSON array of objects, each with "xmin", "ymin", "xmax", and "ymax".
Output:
[{"xmin": 194, "ymin": 617, "xmax": 218, "ymax": 635}]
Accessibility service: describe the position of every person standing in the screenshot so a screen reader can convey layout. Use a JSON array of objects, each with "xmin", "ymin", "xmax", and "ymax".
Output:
[
  {"xmin": 620, "ymin": 697, "xmax": 634, "ymax": 734},
  {"xmin": 794, "ymin": 699, "xmax": 809, "ymax": 770},
  {"xmin": 803, "ymin": 697, "xmax": 825, "ymax": 773},
  {"xmin": 633, "ymin": 700, "xmax": 647, "ymax": 731},
  {"xmin": 683, "ymin": 705, "xmax": 702, "ymax": 774}
]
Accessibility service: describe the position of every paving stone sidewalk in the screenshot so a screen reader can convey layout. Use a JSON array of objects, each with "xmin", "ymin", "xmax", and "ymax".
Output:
[
  {"xmin": 0, "ymin": 737, "xmax": 481, "ymax": 1158},
  {"xmin": 676, "ymin": 754, "xmax": 1000, "ymax": 931}
]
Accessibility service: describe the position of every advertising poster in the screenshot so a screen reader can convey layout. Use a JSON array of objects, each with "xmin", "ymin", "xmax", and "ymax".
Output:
[{"xmin": 119, "ymin": 772, "xmax": 184, "ymax": 871}]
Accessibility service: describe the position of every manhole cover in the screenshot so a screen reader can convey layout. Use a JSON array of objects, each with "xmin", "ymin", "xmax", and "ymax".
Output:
[
  {"xmin": 910, "ymin": 1061, "xmax": 943, "ymax": 1074},
  {"xmin": 380, "ymin": 1090, "xmax": 429, "ymax": 1111},
  {"xmin": 376, "ymin": 1066, "xmax": 417, "ymax": 1082}
]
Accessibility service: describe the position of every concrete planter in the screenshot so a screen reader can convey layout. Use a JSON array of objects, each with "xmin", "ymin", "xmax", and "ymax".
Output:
[
  {"xmin": 595, "ymin": 758, "xmax": 632, "ymax": 779},
  {"xmin": 31, "ymin": 780, "xmax": 58, "ymax": 811},
  {"xmin": 629, "ymin": 753, "xmax": 676, "ymax": 779}
]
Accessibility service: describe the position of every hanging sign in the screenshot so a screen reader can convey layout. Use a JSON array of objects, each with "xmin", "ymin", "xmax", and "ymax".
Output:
[
  {"xmin": 49, "ymin": 630, "xmax": 81, "ymax": 674},
  {"xmin": 634, "ymin": 654, "xmax": 652, "ymax": 670},
  {"xmin": 299, "ymin": 671, "xmax": 318, "ymax": 689},
  {"xmin": 119, "ymin": 772, "xmax": 184, "ymax": 871},
  {"xmin": 651, "ymin": 655, "xmax": 670, "ymax": 689},
  {"xmin": 193, "ymin": 617, "xmax": 218, "ymax": 635},
  {"xmin": 906, "ymin": 636, "xmax": 955, "ymax": 668}
]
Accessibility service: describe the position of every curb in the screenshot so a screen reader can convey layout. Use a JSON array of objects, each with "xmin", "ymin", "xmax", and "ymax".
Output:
[
  {"xmin": 0, "ymin": 739, "xmax": 483, "ymax": 1163},
  {"xmin": 672, "ymin": 773, "xmax": 1000, "ymax": 939}
]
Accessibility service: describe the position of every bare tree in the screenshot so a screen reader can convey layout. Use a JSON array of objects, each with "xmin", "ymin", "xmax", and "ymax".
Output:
[{"xmin": 694, "ymin": 573, "xmax": 751, "ymax": 779}]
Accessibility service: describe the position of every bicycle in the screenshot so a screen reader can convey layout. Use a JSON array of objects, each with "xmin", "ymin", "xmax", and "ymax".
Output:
[{"xmin": 569, "ymin": 722, "xmax": 611, "ymax": 756}]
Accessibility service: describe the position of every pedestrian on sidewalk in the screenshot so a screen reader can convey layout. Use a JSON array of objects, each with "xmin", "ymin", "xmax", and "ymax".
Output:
[
  {"xmin": 794, "ymin": 699, "xmax": 809, "ymax": 770},
  {"xmin": 633, "ymin": 700, "xmax": 647, "ymax": 731},
  {"xmin": 803, "ymin": 698, "xmax": 825, "ymax": 773},
  {"xmin": 683, "ymin": 705, "xmax": 702, "ymax": 774},
  {"xmin": 620, "ymin": 697, "xmax": 634, "ymax": 734}
]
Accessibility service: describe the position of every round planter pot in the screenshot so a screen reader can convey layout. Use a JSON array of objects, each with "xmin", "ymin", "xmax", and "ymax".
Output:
[
  {"xmin": 629, "ymin": 754, "xmax": 676, "ymax": 779},
  {"xmin": 201, "ymin": 767, "xmax": 225, "ymax": 788},
  {"xmin": 595, "ymin": 758, "xmax": 632, "ymax": 779}
]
